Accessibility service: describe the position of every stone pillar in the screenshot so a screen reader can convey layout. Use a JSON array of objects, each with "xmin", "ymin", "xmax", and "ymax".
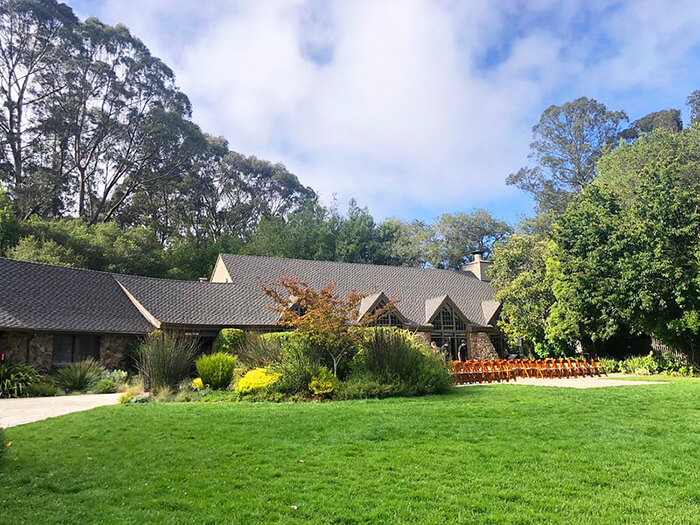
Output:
[
  {"xmin": 0, "ymin": 331, "xmax": 31, "ymax": 363},
  {"xmin": 469, "ymin": 331, "xmax": 499, "ymax": 360},
  {"xmin": 28, "ymin": 334, "xmax": 53, "ymax": 371},
  {"xmin": 100, "ymin": 335, "xmax": 137, "ymax": 369}
]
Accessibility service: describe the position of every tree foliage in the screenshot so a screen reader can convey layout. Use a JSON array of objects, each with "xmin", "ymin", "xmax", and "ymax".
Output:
[
  {"xmin": 261, "ymin": 278, "xmax": 393, "ymax": 376},
  {"xmin": 549, "ymin": 128, "xmax": 700, "ymax": 353},
  {"xmin": 507, "ymin": 97, "xmax": 628, "ymax": 219}
]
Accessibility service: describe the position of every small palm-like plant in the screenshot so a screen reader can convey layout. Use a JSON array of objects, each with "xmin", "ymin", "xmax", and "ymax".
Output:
[
  {"xmin": 0, "ymin": 362, "xmax": 41, "ymax": 398},
  {"xmin": 54, "ymin": 359, "xmax": 104, "ymax": 392}
]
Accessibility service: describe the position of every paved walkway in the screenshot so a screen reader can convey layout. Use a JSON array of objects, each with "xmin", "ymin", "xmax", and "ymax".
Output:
[
  {"xmin": 461, "ymin": 376, "xmax": 668, "ymax": 389},
  {"xmin": 0, "ymin": 393, "xmax": 121, "ymax": 428}
]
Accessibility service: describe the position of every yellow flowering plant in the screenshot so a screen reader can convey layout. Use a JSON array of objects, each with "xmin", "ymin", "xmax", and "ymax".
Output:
[
  {"xmin": 236, "ymin": 368, "xmax": 281, "ymax": 394},
  {"xmin": 191, "ymin": 378, "xmax": 205, "ymax": 390}
]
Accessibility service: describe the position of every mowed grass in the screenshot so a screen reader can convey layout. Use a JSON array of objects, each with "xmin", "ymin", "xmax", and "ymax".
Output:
[{"xmin": 2, "ymin": 379, "xmax": 699, "ymax": 524}]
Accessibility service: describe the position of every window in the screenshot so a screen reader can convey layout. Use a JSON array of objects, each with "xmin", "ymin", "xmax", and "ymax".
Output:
[
  {"xmin": 430, "ymin": 303, "xmax": 469, "ymax": 359},
  {"xmin": 369, "ymin": 300, "xmax": 403, "ymax": 328},
  {"xmin": 52, "ymin": 334, "xmax": 101, "ymax": 365}
]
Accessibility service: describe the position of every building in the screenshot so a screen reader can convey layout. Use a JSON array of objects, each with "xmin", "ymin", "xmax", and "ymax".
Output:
[{"xmin": 0, "ymin": 253, "xmax": 502, "ymax": 370}]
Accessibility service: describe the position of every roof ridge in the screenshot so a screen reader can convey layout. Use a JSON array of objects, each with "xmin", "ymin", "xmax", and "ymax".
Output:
[
  {"xmin": 0, "ymin": 257, "xmax": 219, "ymax": 284},
  {"xmin": 220, "ymin": 253, "xmax": 479, "ymax": 278}
]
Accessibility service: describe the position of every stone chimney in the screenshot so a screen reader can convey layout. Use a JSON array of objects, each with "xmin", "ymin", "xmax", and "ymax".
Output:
[{"xmin": 461, "ymin": 250, "xmax": 492, "ymax": 281}]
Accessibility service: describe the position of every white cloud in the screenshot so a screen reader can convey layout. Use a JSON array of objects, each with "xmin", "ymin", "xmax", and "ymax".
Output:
[{"xmin": 75, "ymin": 0, "xmax": 700, "ymax": 221}]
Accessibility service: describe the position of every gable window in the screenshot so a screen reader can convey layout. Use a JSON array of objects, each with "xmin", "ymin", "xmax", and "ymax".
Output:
[
  {"xmin": 369, "ymin": 300, "xmax": 403, "ymax": 328},
  {"xmin": 53, "ymin": 334, "xmax": 101, "ymax": 365},
  {"xmin": 430, "ymin": 303, "xmax": 469, "ymax": 359}
]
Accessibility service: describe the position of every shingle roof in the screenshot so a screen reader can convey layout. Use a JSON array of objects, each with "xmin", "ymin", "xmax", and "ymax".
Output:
[
  {"xmin": 113, "ymin": 274, "xmax": 259, "ymax": 328},
  {"xmin": 219, "ymin": 254, "xmax": 497, "ymax": 327},
  {"xmin": 0, "ymin": 258, "xmax": 154, "ymax": 334}
]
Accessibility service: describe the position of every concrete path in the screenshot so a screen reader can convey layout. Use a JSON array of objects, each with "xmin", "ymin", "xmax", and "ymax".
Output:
[
  {"xmin": 460, "ymin": 376, "xmax": 668, "ymax": 389},
  {"xmin": 0, "ymin": 393, "xmax": 121, "ymax": 428}
]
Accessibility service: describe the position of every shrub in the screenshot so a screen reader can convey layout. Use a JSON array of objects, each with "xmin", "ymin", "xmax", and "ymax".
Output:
[
  {"xmin": 54, "ymin": 359, "xmax": 105, "ymax": 392},
  {"xmin": 101, "ymin": 369, "xmax": 129, "ymax": 386},
  {"xmin": 599, "ymin": 357, "xmax": 619, "ymax": 374},
  {"xmin": 353, "ymin": 329, "xmax": 452, "ymax": 396},
  {"xmin": 308, "ymin": 366, "xmax": 340, "ymax": 397},
  {"xmin": 620, "ymin": 352, "xmax": 660, "ymax": 375},
  {"xmin": 25, "ymin": 381, "xmax": 60, "ymax": 397},
  {"xmin": 216, "ymin": 328, "xmax": 246, "ymax": 353},
  {"xmin": 270, "ymin": 346, "xmax": 317, "ymax": 395},
  {"xmin": 235, "ymin": 332, "xmax": 285, "ymax": 369},
  {"xmin": 92, "ymin": 378, "xmax": 118, "ymax": 394},
  {"xmin": 195, "ymin": 352, "xmax": 237, "ymax": 389},
  {"xmin": 136, "ymin": 331, "xmax": 199, "ymax": 390},
  {"xmin": 334, "ymin": 375, "xmax": 402, "ymax": 400},
  {"xmin": 191, "ymin": 377, "xmax": 205, "ymax": 390},
  {"xmin": 0, "ymin": 362, "xmax": 41, "ymax": 398},
  {"xmin": 236, "ymin": 368, "xmax": 281, "ymax": 394}
]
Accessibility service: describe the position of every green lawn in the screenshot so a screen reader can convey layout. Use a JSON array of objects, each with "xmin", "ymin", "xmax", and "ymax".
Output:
[{"xmin": 2, "ymin": 379, "xmax": 699, "ymax": 524}]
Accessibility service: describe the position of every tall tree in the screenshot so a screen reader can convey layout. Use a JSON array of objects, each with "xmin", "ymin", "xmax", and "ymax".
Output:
[
  {"xmin": 548, "ymin": 128, "xmax": 700, "ymax": 354},
  {"xmin": 620, "ymin": 109, "xmax": 683, "ymax": 141},
  {"xmin": 507, "ymin": 97, "xmax": 627, "ymax": 219},
  {"xmin": 0, "ymin": 0, "xmax": 77, "ymax": 217},
  {"xmin": 430, "ymin": 209, "xmax": 511, "ymax": 269}
]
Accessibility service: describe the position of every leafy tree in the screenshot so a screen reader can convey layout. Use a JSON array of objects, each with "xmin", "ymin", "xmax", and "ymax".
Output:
[
  {"xmin": 383, "ymin": 219, "xmax": 434, "ymax": 267},
  {"xmin": 261, "ymin": 278, "xmax": 392, "ymax": 377},
  {"xmin": 549, "ymin": 128, "xmax": 700, "ymax": 354},
  {"xmin": 166, "ymin": 233, "xmax": 242, "ymax": 280},
  {"xmin": 507, "ymin": 97, "xmax": 628, "ymax": 218},
  {"xmin": 620, "ymin": 109, "xmax": 683, "ymax": 140},
  {"xmin": 687, "ymin": 90, "xmax": 700, "ymax": 124},
  {"xmin": 0, "ymin": 184, "xmax": 18, "ymax": 253},
  {"xmin": 490, "ymin": 234, "xmax": 555, "ymax": 351},
  {"xmin": 245, "ymin": 201, "xmax": 337, "ymax": 261},
  {"xmin": 430, "ymin": 209, "xmax": 511, "ymax": 269},
  {"xmin": 7, "ymin": 234, "xmax": 83, "ymax": 266},
  {"xmin": 0, "ymin": 0, "xmax": 78, "ymax": 217},
  {"xmin": 11, "ymin": 217, "xmax": 167, "ymax": 275}
]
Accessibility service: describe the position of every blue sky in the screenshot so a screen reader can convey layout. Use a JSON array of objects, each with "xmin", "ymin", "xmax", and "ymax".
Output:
[{"xmin": 69, "ymin": 0, "xmax": 700, "ymax": 225}]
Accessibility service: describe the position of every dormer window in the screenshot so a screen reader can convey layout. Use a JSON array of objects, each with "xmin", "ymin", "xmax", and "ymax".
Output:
[{"xmin": 370, "ymin": 299, "xmax": 403, "ymax": 328}]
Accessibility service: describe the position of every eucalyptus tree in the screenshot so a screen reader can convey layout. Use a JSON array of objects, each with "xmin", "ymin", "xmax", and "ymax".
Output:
[
  {"xmin": 507, "ymin": 97, "xmax": 628, "ymax": 219},
  {"xmin": 0, "ymin": 0, "xmax": 77, "ymax": 216}
]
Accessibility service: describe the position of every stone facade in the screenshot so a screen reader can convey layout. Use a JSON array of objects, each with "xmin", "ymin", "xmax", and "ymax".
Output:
[
  {"xmin": 0, "ymin": 331, "xmax": 53, "ymax": 371},
  {"xmin": 1, "ymin": 330, "xmax": 137, "ymax": 370},
  {"xmin": 468, "ymin": 331, "xmax": 499, "ymax": 360},
  {"xmin": 99, "ymin": 334, "xmax": 137, "ymax": 369}
]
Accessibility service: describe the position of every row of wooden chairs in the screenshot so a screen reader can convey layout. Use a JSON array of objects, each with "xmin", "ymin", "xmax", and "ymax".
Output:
[{"xmin": 450, "ymin": 359, "xmax": 607, "ymax": 385}]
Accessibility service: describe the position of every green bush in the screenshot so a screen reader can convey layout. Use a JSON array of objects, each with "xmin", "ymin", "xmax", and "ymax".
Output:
[
  {"xmin": 0, "ymin": 362, "xmax": 41, "ymax": 398},
  {"xmin": 236, "ymin": 368, "xmax": 281, "ymax": 394},
  {"xmin": 54, "ymin": 359, "xmax": 105, "ymax": 392},
  {"xmin": 101, "ymin": 369, "xmax": 129, "ymax": 386},
  {"xmin": 136, "ymin": 331, "xmax": 199, "ymax": 390},
  {"xmin": 270, "ymin": 345, "xmax": 317, "ymax": 395},
  {"xmin": 308, "ymin": 366, "xmax": 340, "ymax": 397},
  {"xmin": 216, "ymin": 329, "xmax": 246, "ymax": 353},
  {"xmin": 334, "ymin": 375, "xmax": 402, "ymax": 400},
  {"xmin": 619, "ymin": 352, "xmax": 660, "ymax": 375},
  {"xmin": 235, "ymin": 332, "xmax": 285, "ymax": 369},
  {"xmin": 599, "ymin": 358, "xmax": 619, "ymax": 374},
  {"xmin": 195, "ymin": 352, "xmax": 238, "ymax": 390},
  {"xmin": 92, "ymin": 378, "xmax": 118, "ymax": 394},
  {"xmin": 25, "ymin": 381, "xmax": 60, "ymax": 397},
  {"xmin": 352, "ymin": 329, "xmax": 452, "ymax": 396}
]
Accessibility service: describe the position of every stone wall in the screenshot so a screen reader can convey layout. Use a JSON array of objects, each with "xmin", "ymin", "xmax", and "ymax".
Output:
[
  {"xmin": 1, "ymin": 331, "xmax": 137, "ymax": 370},
  {"xmin": 0, "ymin": 332, "xmax": 54, "ymax": 371},
  {"xmin": 100, "ymin": 334, "xmax": 137, "ymax": 369},
  {"xmin": 1, "ymin": 331, "xmax": 31, "ymax": 364},
  {"xmin": 469, "ymin": 331, "xmax": 499, "ymax": 360}
]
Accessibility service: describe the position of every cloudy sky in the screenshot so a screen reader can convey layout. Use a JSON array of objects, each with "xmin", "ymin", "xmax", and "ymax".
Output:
[{"xmin": 69, "ymin": 0, "xmax": 700, "ymax": 224}]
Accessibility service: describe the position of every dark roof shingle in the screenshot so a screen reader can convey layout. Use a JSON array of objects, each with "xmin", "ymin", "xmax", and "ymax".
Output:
[
  {"xmin": 0, "ymin": 258, "xmax": 154, "ymax": 334},
  {"xmin": 219, "ymin": 254, "xmax": 496, "ymax": 327}
]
